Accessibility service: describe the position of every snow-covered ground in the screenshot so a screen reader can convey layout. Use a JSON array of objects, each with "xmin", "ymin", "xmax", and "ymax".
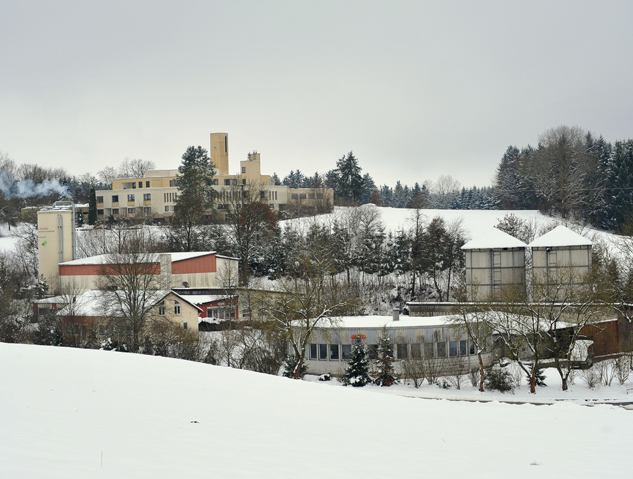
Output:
[
  {"xmin": 281, "ymin": 206, "xmax": 615, "ymax": 242},
  {"xmin": 1, "ymin": 343, "xmax": 631, "ymax": 478},
  {"xmin": 0, "ymin": 223, "xmax": 21, "ymax": 252}
]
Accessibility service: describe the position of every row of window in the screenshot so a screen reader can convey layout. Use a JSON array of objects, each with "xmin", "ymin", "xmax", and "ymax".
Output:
[
  {"xmin": 206, "ymin": 307, "xmax": 236, "ymax": 320},
  {"xmin": 291, "ymin": 193, "xmax": 324, "ymax": 200},
  {"xmin": 164, "ymin": 192, "xmax": 178, "ymax": 203},
  {"xmin": 130, "ymin": 181, "xmax": 151, "ymax": 189},
  {"xmin": 98, "ymin": 207, "xmax": 151, "ymax": 216},
  {"xmin": 97, "ymin": 194, "xmax": 153, "ymax": 204},
  {"xmin": 309, "ymin": 341, "xmax": 476, "ymax": 361}
]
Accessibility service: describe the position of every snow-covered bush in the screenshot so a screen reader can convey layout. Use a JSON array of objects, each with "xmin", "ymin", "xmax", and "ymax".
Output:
[{"xmin": 484, "ymin": 365, "xmax": 514, "ymax": 393}]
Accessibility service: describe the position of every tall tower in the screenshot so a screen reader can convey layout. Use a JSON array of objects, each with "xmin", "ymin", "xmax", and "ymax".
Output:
[
  {"xmin": 37, "ymin": 201, "xmax": 76, "ymax": 294},
  {"xmin": 210, "ymin": 133, "xmax": 229, "ymax": 175}
]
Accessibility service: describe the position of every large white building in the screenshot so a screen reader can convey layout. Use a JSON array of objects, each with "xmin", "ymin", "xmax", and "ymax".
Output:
[{"xmin": 96, "ymin": 133, "xmax": 333, "ymax": 221}]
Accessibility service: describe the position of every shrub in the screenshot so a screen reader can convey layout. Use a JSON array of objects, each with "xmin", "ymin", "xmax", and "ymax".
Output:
[
  {"xmin": 484, "ymin": 365, "xmax": 514, "ymax": 393},
  {"xmin": 282, "ymin": 355, "xmax": 308, "ymax": 379}
]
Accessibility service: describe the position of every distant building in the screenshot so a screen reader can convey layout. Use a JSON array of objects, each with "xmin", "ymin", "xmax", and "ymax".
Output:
[
  {"xmin": 297, "ymin": 314, "xmax": 493, "ymax": 377},
  {"xmin": 95, "ymin": 133, "xmax": 333, "ymax": 221},
  {"xmin": 58, "ymin": 251, "xmax": 238, "ymax": 293}
]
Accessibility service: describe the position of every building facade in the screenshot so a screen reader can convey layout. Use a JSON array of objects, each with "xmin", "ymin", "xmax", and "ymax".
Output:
[{"xmin": 95, "ymin": 133, "xmax": 333, "ymax": 221}]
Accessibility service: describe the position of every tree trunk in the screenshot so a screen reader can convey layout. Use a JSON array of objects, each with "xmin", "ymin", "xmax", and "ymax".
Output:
[
  {"xmin": 294, "ymin": 355, "xmax": 305, "ymax": 379},
  {"xmin": 478, "ymin": 354, "xmax": 485, "ymax": 392},
  {"xmin": 530, "ymin": 369, "xmax": 536, "ymax": 394}
]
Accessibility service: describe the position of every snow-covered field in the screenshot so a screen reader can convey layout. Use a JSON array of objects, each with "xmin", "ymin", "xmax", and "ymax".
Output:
[
  {"xmin": 0, "ymin": 224, "xmax": 20, "ymax": 252},
  {"xmin": 1, "ymin": 343, "xmax": 631, "ymax": 478},
  {"xmin": 282, "ymin": 206, "xmax": 614, "ymax": 242}
]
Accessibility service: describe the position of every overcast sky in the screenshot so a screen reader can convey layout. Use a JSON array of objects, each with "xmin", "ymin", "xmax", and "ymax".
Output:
[{"xmin": 1, "ymin": 0, "xmax": 632, "ymax": 188}]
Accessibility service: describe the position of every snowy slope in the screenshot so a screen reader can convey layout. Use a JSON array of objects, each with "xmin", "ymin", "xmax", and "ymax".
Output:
[
  {"xmin": 282, "ymin": 207, "xmax": 556, "ymax": 240},
  {"xmin": 1, "ymin": 343, "xmax": 630, "ymax": 478}
]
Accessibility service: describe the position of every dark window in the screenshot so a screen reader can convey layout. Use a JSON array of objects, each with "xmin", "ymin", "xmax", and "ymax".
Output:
[
  {"xmin": 170, "ymin": 180, "xmax": 175, "ymax": 187},
  {"xmin": 300, "ymin": 193, "xmax": 306, "ymax": 200},
  {"xmin": 96, "ymin": 196, "xmax": 103, "ymax": 203},
  {"xmin": 470, "ymin": 342, "xmax": 476, "ymax": 355},
  {"xmin": 368, "ymin": 344, "xmax": 378, "ymax": 360},
  {"xmin": 291, "ymin": 193, "xmax": 298, "ymax": 200},
  {"xmin": 212, "ymin": 179, "xmax": 218, "ymax": 185},
  {"xmin": 146, "ymin": 181, "xmax": 150, "ymax": 188},
  {"xmin": 342, "ymin": 344, "xmax": 352, "ymax": 360},
  {"xmin": 224, "ymin": 179, "xmax": 231, "ymax": 185},
  {"xmin": 112, "ymin": 208, "xmax": 119, "ymax": 215},
  {"xmin": 174, "ymin": 301, "xmax": 181, "ymax": 315},
  {"xmin": 329, "ymin": 344, "xmax": 339, "ymax": 360},
  {"xmin": 143, "ymin": 193, "xmax": 151, "ymax": 201},
  {"xmin": 449, "ymin": 341, "xmax": 458, "ymax": 357},
  {"xmin": 138, "ymin": 182, "xmax": 142, "ymax": 188},
  {"xmin": 310, "ymin": 344, "xmax": 317, "ymax": 359},
  {"xmin": 424, "ymin": 343, "xmax": 434, "ymax": 358},
  {"xmin": 183, "ymin": 322, "xmax": 188, "ymax": 330},
  {"xmin": 397, "ymin": 344, "xmax": 408, "ymax": 360},
  {"xmin": 411, "ymin": 343, "xmax": 421, "ymax": 359},
  {"xmin": 128, "ymin": 208, "xmax": 135, "ymax": 214},
  {"xmin": 132, "ymin": 183, "xmax": 136, "ymax": 189},
  {"xmin": 308, "ymin": 193, "xmax": 315, "ymax": 199},
  {"xmin": 112, "ymin": 195, "xmax": 119, "ymax": 202},
  {"xmin": 231, "ymin": 179, "xmax": 237, "ymax": 185},
  {"xmin": 97, "ymin": 209, "xmax": 103, "ymax": 215},
  {"xmin": 242, "ymin": 167, "xmax": 246, "ymax": 173},
  {"xmin": 319, "ymin": 344, "xmax": 327, "ymax": 360},
  {"xmin": 460, "ymin": 340, "xmax": 467, "ymax": 356},
  {"xmin": 127, "ymin": 194, "xmax": 135, "ymax": 202},
  {"xmin": 437, "ymin": 342, "xmax": 447, "ymax": 358},
  {"xmin": 242, "ymin": 179, "xmax": 246, "ymax": 185}
]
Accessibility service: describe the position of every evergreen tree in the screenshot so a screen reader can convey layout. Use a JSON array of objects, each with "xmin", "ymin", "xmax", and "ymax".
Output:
[
  {"xmin": 526, "ymin": 364, "xmax": 546, "ymax": 387},
  {"xmin": 283, "ymin": 354, "xmax": 308, "ymax": 379},
  {"xmin": 336, "ymin": 152, "xmax": 364, "ymax": 204},
  {"xmin": 175, "ymin": 145, "xmax": 215, "ymax": 208},
  {"xmin": 374, "ymin": 329, "xmax": 397, "ymax": 386},
  {"xmin": 88, "ymin": 186, "xmax": 97, "ymax": 225},
  {"xmin": 360, "ymin": 173, "xmax": 377, "ymax": 204},
  {"xmin": 342, "ymin": 336, "xmax": 371, "ymax": 387}
]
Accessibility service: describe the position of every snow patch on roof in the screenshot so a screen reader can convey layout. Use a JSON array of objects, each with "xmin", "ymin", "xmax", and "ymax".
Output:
[
  {"xmin": 529, "ymin": 225, "xmax": 592, "ymax": 247},
  {"xmin": 315, "ymin": 315, "xmax": 455, "ymax": 329},
  {"xmin": 461, "ymin": 228, "xmax": 527, "ymax": 250}
]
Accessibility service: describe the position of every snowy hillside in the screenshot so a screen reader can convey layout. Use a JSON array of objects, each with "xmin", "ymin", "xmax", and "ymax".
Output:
[
  {"xmin": 1, "ymin": 343, "xmax": 630, "ymax": 478},
  {"xmin": 284, "ymin": 207, "xmax": 556, "ymax": 239}
]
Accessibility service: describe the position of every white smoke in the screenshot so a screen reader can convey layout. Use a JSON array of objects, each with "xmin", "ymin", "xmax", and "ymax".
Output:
[{"xmin": 0, "ymin": 170, "xmax": 71, "ymax": 199}]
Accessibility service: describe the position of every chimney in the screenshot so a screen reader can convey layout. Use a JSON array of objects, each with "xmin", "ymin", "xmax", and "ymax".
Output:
[{"xmin": 392, "ymin": 308, "xmax": 400, "ymax": 321}]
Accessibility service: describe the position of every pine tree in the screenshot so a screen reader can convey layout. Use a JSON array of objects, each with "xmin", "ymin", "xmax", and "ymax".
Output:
[
  {"xmin": 342, "ymin": 336, "xmax": 371, "ymax": 387},
  {"xmin": 526, "ymin": 363, "xmax": 546, "ymax": 387},
  {"xmin": 336, "ymin": 152, "xmax": 364, "ymax": 204},
  {"xmin": 374, "ymin": 329, "xmax": 397, "ymax": 386},
  {"xmin": 88, "ymin": 186, "xmax": 97, "ymax": 225}
]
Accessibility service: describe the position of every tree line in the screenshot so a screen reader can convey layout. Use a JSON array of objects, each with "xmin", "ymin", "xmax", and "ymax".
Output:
[{"xmin": 495, "ymin": 125, "xmax": 633, "ymax": 232}]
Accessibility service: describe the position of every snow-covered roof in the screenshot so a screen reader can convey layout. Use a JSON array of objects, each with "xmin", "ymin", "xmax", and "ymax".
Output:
[
  {"xmin": 60, "ymin": 251, "xmax": 219, "ymax": 266},
  {"xmin": 305, "ymin": 315, "xmax": 454, "ymax": 329},
  {"xmin": 176, "ymin": 294, "xmax": 231, "ymax": 305},
  {"xmin": 169, "ymin": 252, "xmax": 216, "ymax": 262},
  {"xmin": 528, "ymin": 225, "xmax": 592, "ymax": 247},
  {"xmin": 461, "ymin": 228, "xmax": 527, "ymax": 250},
  {"xmin": 57, "ymin": 289, "xmax": 202, "ymax": 317}
]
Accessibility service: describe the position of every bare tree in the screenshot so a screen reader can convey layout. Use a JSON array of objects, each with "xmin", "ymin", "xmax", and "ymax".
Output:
[
  {"xmin": 259, "ymin": 240, "xmax": 355, "ymax": 379},
  {"xmin": 449, "ymin": 302, "xmax": 494, "ymax": 392}
]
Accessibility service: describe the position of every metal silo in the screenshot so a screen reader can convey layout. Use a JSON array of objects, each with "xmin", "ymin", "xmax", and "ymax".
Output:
[
  {"xmin": 528, "ymin": 225, "xmax": 592, "ymax": 300},
  {"xmin": 462, "ymin": 228, "xmax": 527, "ymax": 301}
]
